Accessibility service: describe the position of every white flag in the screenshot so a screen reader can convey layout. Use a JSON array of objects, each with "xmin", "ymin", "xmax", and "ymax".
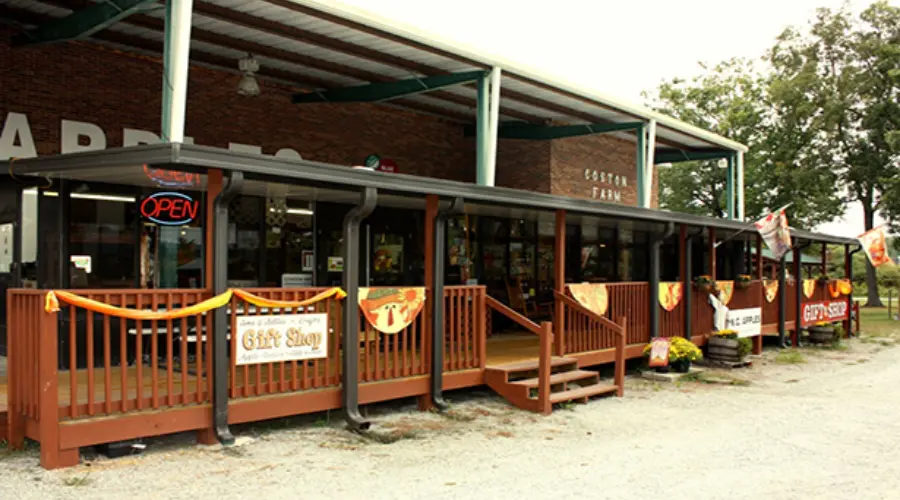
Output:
[{"xmin": 754, "ymin": 205, "xmax": 792, "ymax": 260}]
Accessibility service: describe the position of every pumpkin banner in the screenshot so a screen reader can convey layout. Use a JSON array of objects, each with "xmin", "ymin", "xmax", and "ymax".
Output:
[
  {"xmin": 717, "ymin": 281, "xmax": 734, "ymax": 306},
  {"xmin": 658, "ymin": 282, "xmax": 683, "ymax": 312},
  {"xmin": 763, "ymin": 280, "xmax": 779, "ymax": 303},
  {"xmin": 802, "ymin": 280, "xmax": 816, "ymax": 299},
  {"xmin": 359, "ymin": 287, "xmax": 426, "ymax": 334},
  {"xmin": 568, "ymin": 283, "xmax": 609, "ymax": 316},
  {"xmin": 858, "ymin": 225, "xmax": 892, "ymax": 268}
]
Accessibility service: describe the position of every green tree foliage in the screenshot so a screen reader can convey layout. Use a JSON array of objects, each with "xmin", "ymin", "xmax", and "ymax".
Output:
[{"xmin": 647, "ymin": 1, "xmax": 899, "ymax": 306}]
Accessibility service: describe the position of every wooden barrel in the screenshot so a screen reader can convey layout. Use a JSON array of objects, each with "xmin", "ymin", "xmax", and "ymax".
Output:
[
  {"xmin": 707, "ymin": 336, "xmax": 744, "ymax": 363},
  {"xmin": 808, "ymin": 326, "xmax": 835, "ymax": 344}
]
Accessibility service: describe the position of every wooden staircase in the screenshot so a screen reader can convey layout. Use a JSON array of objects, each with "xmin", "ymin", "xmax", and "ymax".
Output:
[{"xmin": 485, "ymin": 356, "xmax": 620, "ymax": 414}]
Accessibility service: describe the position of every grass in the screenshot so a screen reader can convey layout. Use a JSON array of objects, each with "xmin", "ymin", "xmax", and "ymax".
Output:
[{"xmin": 775, "ymin": 350, "xmax": 807, "ymax": 365}]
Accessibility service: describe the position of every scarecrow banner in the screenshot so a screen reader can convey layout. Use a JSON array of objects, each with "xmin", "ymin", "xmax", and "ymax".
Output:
[
  {"xmin": 568, "ymin": 283, "xmax": 609, "ymax": 316},
  {"xmin": 754, "ymin": 205, "xmax": 792, "ymax": 260},
  {"xmin": 837, "ymin": 279, "xmax": 853, "ymax": 296},
  {"xmin": 658, "ymin": 282, "xmax": 683, "ymax": 312},
  {"xmin": 717, "ymin": 281, "xmax": 734, "ymax": 306},
  {"xmin": 763, "ymin": 280, "xmax": 779, "ymax": 303},
  {"xmin": 358, "ymin": 287, "xmax": 426, "ymax": 334},
  {"xmin": 802, "ymin": 279, "xmax": 816, "ymax": 299},
  {"xmin": 857, "ymin": 226, "xmax": 892, "ymax": 268},
  {"xmin": 647, "ymin": 338, "xmax": 671, "ymax": 368}
]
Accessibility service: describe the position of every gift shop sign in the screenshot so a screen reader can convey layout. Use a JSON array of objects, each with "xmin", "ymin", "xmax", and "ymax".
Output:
[
  {"xmin": 140, "ymin": 192, "xmax": 199, "ymax": 226},
  {"xmin": 235, "ymin": 313, "xmax": 328, "ymax": 365},
  {"xmin": 800, "ymin": 300, "xmax": 849, "ymax": 327}
]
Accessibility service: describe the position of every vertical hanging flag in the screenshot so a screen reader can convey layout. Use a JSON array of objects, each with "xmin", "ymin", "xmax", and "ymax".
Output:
[
  {"xmin": 755, "ymin": 205, "xmax": 792, "ymax": 260},
  {"xmin": 857, "ymin": 226, "xmax": 892, "ymax": 268}
]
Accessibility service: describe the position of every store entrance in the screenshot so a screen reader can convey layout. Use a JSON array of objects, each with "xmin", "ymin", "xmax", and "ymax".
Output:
[{"xmin": 138, "ymin": 222, "xmax": 204, "ymax": 289}]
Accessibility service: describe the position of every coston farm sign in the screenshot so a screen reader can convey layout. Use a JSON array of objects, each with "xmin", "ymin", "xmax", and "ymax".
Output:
[
  {"xmin": 800, "ymin": 300, "xmax": 849, "ymax": 327},
  {"xmin": 140, "ymin": 192, "xmax": 199, "ymax": 226}
]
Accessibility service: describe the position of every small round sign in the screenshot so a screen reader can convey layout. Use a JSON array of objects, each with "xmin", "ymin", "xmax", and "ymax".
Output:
[{"xmin": 364, "ymin": 154, "xmax": 381, "ymax": 170}]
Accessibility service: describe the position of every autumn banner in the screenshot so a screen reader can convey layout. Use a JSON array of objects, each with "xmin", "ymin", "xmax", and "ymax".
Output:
[{"xmin": 857, "ymin": 226, "xmax": 892, "ymax": 268}]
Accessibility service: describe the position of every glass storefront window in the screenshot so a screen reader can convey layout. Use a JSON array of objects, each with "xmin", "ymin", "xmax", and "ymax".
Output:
[
  {"xmin": 69, "ymin": 188, "xmax": 137, "ymax": 288},
  {"xmin": 447, "ymin": 215, "xmax": 477, "ymax": 284},
  {"xmin": 581, "ymin": 226, "xmax": 615, "ymax": 282},
  {"xmin": 265, "ymin": 206, "xmax": 314, "ymax": 287},
  {"xmin": 481, "ymin": 218, "xmax": 507, "ymax": 291},
  {"xmin": 372, "ymin": 232, "xmax": 404, "ymax": 285},
  {"xmin": 227, "ymin": 196, "xmax": 261, "ymax": 287}
]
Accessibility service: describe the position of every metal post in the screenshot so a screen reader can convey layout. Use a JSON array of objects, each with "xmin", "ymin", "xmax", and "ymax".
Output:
[
  {"xmin": 635, "ymin": 124, "xmax": 645, "ymax": 208},
  {"xmin": 736, "ymin": 151, "xmax": 745, "ymax": 221},
  {"xmin": 475, "ymin": 72, "xmax": 490, "ymax": 186},
  {"xmin": 848, "ymin": 244, "xmax": 863, "ymax": 336},
  {"xmin": 211, "ymin": 171, "xmax": 242, "ymax": 445},
  {"xmin": 793, "ymin": 240, "xmax": 812, "ymax": 347},
  {"xmin": 726, "ymin": 153, "xmax": 735, "ymax": 220},
  {"xmin": 341, "ymin": 187, "xmax": 377, "ymax": 431},
  {"xmin": 778, "ymin": 255, "xmax": 787, "ymax": 347},
  {"xmin": 650, "ymin": 222, "xmax": 675, "ymax": 338},
  {"xmin": 484, "ymin": 67, "xmax": 502, "ymax": 187},
  {"xmin": 644, "ymin": 120, "xmax": 657, "ymax": 207},
  {"xmin": 430, "ymin": 197, "xmax": 464, "ymax": 409},
  {"xmin": 161, "ymin": 0, "xmax": 194, "ymax": 142},
  {"xmin": 683, "ymin": 229, "xmax": 698, "ymax": 340}
]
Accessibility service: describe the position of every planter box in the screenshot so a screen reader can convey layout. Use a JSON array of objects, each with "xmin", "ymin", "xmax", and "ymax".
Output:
[
  {"xmin": 808, "ymin": 326, "xmax": 836, "ymax": 344},
  {"xmin": 707, "ymin": 336, "xmax": 745, "ymax": 363}
]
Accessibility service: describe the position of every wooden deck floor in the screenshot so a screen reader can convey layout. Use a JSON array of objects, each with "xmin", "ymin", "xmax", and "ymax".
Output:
[{"xmin": 0, "ymin": 334, "xmax": 540, "ymax": 415}]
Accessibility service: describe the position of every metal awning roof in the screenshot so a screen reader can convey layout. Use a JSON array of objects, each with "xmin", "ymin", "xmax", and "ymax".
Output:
[
  {"xmin": 8, "ymin": 144, "xmax": 853, "ymax": 245},
  {"xmin": 1, "ymin": 0, "xmax": 747, "ymax": 155}
]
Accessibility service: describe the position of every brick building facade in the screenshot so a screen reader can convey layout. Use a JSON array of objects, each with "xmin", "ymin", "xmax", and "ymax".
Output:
[{"xmin": 0, "ymin": 32, "xmax": 656, "ymax": 207}]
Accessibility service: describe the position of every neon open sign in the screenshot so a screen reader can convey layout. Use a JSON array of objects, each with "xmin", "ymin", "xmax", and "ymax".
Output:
[
  {"xmin": 143, "ymin": 164, "xmax": 201, "ymax": 188},
  {"xmin": 140, "ymin": 192, "xmax": 199, "ymax": 226}
]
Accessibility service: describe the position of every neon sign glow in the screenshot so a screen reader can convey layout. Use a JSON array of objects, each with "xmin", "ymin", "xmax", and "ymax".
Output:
[{"xmin": 140, "ymin": 192, "xmax": 199, "ymax": 226}]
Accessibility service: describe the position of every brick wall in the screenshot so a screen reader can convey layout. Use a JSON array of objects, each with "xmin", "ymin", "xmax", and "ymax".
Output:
[{"xmin": 0, "ymin": 32, "xmax": 656, "ymax": 206}]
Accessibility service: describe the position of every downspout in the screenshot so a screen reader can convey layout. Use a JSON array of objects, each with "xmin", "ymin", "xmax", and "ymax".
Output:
[
  {"xmin": 793, "ymin": 239, "xmax": 813, "ymax": 347},
  {"xmin": 212, "ymin": 171, "xmax": 243, "ymax": 445},
  {"xmin": 430, "ymin": 197, "xmax": 465, "ymax": 410},
  {"xmin": 650, "ymin": 222, "xmax": 675, "ymax": 338},
  {"xmin": 341, "ymin": 187, "xmax": 377, "ymax": 431},
  {"xmin": 682, "ymin": 228, "xmax": 704, "ymax": 340}
]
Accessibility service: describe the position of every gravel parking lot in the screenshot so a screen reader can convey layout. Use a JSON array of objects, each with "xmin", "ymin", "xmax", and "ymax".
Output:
[{"xmin": 3, "ymin": 337, "xmax": 899, "ymax": 500}]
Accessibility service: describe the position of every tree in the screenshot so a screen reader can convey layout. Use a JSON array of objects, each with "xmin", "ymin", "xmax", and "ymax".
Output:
[
  {"xmin": 645, "ymin": 59, "xmax": 843, "ymax": 228},
  {"xmin": 769, "ymin": 2, "xmax": 900, "ymax": 306}
]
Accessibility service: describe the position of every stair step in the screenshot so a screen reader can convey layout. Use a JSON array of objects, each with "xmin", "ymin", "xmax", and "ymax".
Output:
[
  {"xmin": 488, "ymin": 357, "xmax": 577, "ymax": 373},
  {"xmin": 510, "ymin": 369, "xmax": 599, "ymax": 388},
  {"xmin": 549, "ymin": 383, "xmax": 619, "ymax": 404}
]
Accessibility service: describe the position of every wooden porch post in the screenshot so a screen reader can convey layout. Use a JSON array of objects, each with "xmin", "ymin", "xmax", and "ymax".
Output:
[
  {"xmin": 754, "ymin": 234, "xmax": 764, "ymax": 354},
  {"xmin": 197, "ymin": 169, "xmax": 223, "ymax": 445},
  {"xmin": 554, "ymin": 209, "xmax": 566, "ymax": 356},
  {"xmin": 679, "ymin": 225, "xmax": 687, "ymax": 336},
  {"xmin": 420, "ymin": 194, "xmax": 439, "ymax": 411},
  {"xmin": 821, "ymin": 243, "xmax": 828, "ymax": 276},
  {"xmin": 38, "ymin": 301, "xmax": 77, "ymax": 469},
  {"xmin": 843, "ymin": 244, "xmax": 852, "ymax": 337}
]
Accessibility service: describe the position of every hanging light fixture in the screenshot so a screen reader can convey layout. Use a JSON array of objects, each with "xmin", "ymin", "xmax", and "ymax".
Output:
[{"xmin": 237, "ymin": 54, "xmax": 260, "ymax": 97}]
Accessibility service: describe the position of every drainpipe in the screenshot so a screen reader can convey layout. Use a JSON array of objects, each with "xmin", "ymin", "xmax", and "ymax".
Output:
[
  {"xmin": 430, "ymin": 197, "xmax": 465, "ymax": 410},
  {"xmin": 777, "ymin": 254, "xmax": 788, "ymax": 347},
  {"xmin": 793, "ymin": 239, "xmax": 813, "ymax": 347},
  {"xmin": 682, "ymin": 228, "xmax": 704, "ymax": 340},
  {"xmin": 341, "ymin": 187, "xmax": 377, "ymax": 431},
  {"xmin": 848, "ymin": 244, "xmax": 863, "ymax": 336},
  {"xmin": 212, "ymin": 171, "xmax": 243, "ymax": 445},
  {"xmin": 650, "ymin": 222, "xmax": 675, "ymax": 338}
]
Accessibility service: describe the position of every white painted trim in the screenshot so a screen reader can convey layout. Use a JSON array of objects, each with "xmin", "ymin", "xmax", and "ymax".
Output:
[
  {"xmin": 736, "ymin": 151, "xmax": 745, "ymax": 220},
  {"xmin": 485, "ymin": 67, "xmax": 502, "ymax": 187},
  {"xmin": 161, "ymin": 0, "xmax": 194, "ymax": 143},
  {"xmin": 644, "ymin": 120, "xmax": 656, "ymax": 208}
]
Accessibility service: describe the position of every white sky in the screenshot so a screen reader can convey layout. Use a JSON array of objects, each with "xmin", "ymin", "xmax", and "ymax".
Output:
[{"xmin": 338, "ymin": 0, "xmax": 882, "ymax": 237}]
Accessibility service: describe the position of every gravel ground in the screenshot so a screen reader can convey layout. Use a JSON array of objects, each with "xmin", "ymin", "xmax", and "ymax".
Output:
[{"xmin": 3, "ymin": 339, "xmax": 899, "ymax": 500}]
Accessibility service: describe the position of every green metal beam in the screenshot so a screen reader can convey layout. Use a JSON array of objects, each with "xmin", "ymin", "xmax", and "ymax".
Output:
[
  {"xmin": 292, "ymin": 71, "xmax": 485, "ymax": 104},
  {"xmin": 465, "ymin": 121, "xmax": 643, "ymax": 140},
  {"xmin": 12, "ymin": 0, "xmax": 157, "ymax": 47},
  {"xmin": 636, "ymin": 123, "xmax": 645, "ymax": 207},
  {"xmin": 654, "ymin": 148, "xmax": 734, "ymax": 164}
]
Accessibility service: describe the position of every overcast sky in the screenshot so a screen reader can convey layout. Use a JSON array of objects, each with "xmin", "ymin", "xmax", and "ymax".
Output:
[{"xmin": 338, "ymin": 0, "xmax": 883, "ymax": 237}]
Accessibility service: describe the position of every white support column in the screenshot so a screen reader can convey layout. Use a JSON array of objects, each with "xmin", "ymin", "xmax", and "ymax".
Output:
[
  {"xmin": 484, "ymin": 67, "xmax": 502, "ymax": 187},
  {"xmin": 736, "ymin": 150, "xmax": 745, "ymax": 220},
  {"xmin": 643, "ymin": 120, "xmax": 657, "ymax": 208},
  {"xmin": 161, "ymin": 0, "xmax": 194, "ymax": 143}
]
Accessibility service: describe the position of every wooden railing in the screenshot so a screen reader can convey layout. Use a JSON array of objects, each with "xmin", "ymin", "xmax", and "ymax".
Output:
[
  {"xmin": 485, "ymin": 295, "xmax": 553, "ymax": 414},
  {"xmin": 605, "ymin": 282, "xmax": 649, "ymax": 345},
  {"xmin": 762, "ymin": 282, "xmax": 780, "ymax": 327},
  {"xmin": 6, "ymin": 290, "xmax": 45, "ymax": 427},
  {"xmin": 690, "ymin": 288, "xmax": 715, "ymax": 338},
  {"xmin": 659, "ymin": 294, "xmax": 686, "ymax": 338},
  {"xmin": 443, "ymin": 286, "xmax": 487, "ymax": 372},
  {"xmin": 729, "ymin": 281, "xmax": 762, "ymax": 309},
  {"xmin": 554, "ymin": 291, "xmax": 626, "ymax": 397},
  {"xmin": 785, "ymin": 282, "xmax": 798, "ymax": 324}
]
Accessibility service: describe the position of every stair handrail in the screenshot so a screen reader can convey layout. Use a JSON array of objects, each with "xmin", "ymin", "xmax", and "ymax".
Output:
[
  {"xmin": 485, "ymin": 294, "xmax": 553, "ymax": 414},
  {"xmin": 554, "ymin": 291, "xmax": 627, "ymax": 397}
]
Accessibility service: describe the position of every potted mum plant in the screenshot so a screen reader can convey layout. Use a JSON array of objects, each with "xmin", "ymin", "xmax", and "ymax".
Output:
[
  {"xmin": 808, "ymin": 321, "xmax": 837, "ymax": 344},
  {"xmin": 735, "ymin": 274, "xmax": 753, "ymax": 290},
  {"xmin": 707, "ymin": 329, "xmax": 752, "ymax": 363},
  {"xmin": 644, "ymin": 337, "xmax": 702, "ymax": 373},
  {"xmin": 693, "ymin": 275, "xmax": 716, "ymax": 294}
]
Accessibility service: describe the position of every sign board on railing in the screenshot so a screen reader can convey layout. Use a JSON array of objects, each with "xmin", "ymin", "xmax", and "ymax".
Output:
[
  {"xmin": 800, "ymin": 300, "xmax": 849, "ymax": 327},
  {"xmin": 724, "ymin": 307, "xmax": 762, "ymax": 337},
  {"xmin": 235, "ymin": 313, "xmax": 328, "ymax": 365}
]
